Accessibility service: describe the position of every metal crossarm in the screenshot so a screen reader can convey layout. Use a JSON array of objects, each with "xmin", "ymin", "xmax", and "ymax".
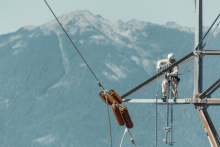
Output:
[
  {"xmin": 121, "ymin": 52, "xmax": 194, "ymax": 99},
  {"xmin": 202, "ymin": 50, "xmax": 220, "ymax": 55},
  {"xmin": 123, "ymin": 98, "xmax": 220, "ymax": 105}
]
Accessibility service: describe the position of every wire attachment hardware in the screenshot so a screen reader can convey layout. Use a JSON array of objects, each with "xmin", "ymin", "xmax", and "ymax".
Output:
[{"xmin": 97, "ymin": 81, "xmax": 102, "ymax": 87}]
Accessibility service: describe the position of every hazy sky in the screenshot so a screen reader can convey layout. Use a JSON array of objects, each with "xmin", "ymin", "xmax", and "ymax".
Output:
[{"xmin": 1, "ymin": 0, "xmax": 220, "ymax": 35}]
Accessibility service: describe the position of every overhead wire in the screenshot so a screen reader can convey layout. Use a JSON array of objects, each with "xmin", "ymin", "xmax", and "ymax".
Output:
[
  {"xmin": 203, "ymin": 20, "xmax": 220, "ymax": 48},
  {"xmin": 106, "ymin": 95, "xmax": 113, "ymax": 147},
  {"xmin": 178, "ymin": 67, "xmax": 195, "ymax": 75},
  {"xmin": 120, "ymin": 128, "xmax": 137, "ymax": 147},
  {"xmin": 166, "ymin": 79, "xmax": 170, "ymax": 144},
  {"xmin": 120, "ymin": 128, "xmax": 128, "ymax": 147},
  {"xmin": 44, "ymin": 1, "xmax": 112, "ymax": 146},
  {"xmin": 127, "ymin": 128, "xmax": 137, "ymax": 147},
  {"xmin": 194, "ymin": 13, "xmax": 220, "ymax": 51},
  {"xmin": 44, "ymin": 0, "xmax": 105, "ymax": 91},
  {"xmin": 170, "ymin": 88, "xmax": 174, "ymax": 146}
]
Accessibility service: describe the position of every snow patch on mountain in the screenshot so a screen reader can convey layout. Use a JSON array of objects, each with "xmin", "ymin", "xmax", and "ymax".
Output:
[
  {"xmin": 0, "ymin": 97, "xmax": 9, "ymax": 108},
  {"xmin": 142, "ymin": 59, "xmax": 149, "ymax": 67},
  {"xmin": 213, "ymin": 27, "xmax": 220, "ymax": 37},
  {"xmin": 10, "ymin": 35, "xmax": 22, "ymax": 42},
  {"xmin": 90, "ymin": 35, "xmax": 105, "ymax": 39},
  {"xmin": 12, "ymin": 41, "xmax": 26, "ymax": 49},
  {"xmin": 131, "ymin": 56, "xmax": 140, "ymax": 65},
  {"xmin": 104, "ymin": 63, "xmax": 126, "ymax": 81},
  {"xmin": 34, "ymin": 134, "xmax": 56, "ymax": 145},
  {"xmin": 165, "ymin": 21, "xmax": 194, "ymax": 33},
  {"xmin": 12, "ymin": 41, "xmax": 26, "ymax": 55},
  {"xmin": 80, "ymin": 63, "xmax": 86, "ymax": 67},
  {"xmin": 57, "ymin": 36, "xmax": 69, "ymax": 74},
  {"xmin": 23, "ymin": 25, "xmax": 38, "ymax": 31},
  {"xmin": 103, "ymin": 71, "xmax": 119, "ymax": 81}
]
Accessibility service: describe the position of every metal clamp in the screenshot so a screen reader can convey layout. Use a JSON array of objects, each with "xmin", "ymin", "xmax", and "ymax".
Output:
[
  {"xmin": 193, "ymin": 50, "xmax": 201, "ymax": 57},
  {"xmin": 195, "ymin": 98, "xmax": 207, "ymax": 103},
  {"xmin": 164, "ymin": 127, "xmax": 171, "ymax": 133}
]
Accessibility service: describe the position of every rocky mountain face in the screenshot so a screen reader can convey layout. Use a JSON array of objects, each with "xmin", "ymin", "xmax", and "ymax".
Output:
[{"xmin": 0, "ymin": 10, "xmax": 219, "ymax": 147}]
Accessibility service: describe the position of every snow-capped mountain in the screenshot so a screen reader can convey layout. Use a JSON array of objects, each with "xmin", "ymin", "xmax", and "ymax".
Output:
[{"xmin": 0, "ymin": 10, "xmax": 219, "ymax": 147}]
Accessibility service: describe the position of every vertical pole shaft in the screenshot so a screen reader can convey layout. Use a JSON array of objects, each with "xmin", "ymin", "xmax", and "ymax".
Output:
[{"xmin": 194, "ymin": 0, "xmax": 203, "ymax": 96}]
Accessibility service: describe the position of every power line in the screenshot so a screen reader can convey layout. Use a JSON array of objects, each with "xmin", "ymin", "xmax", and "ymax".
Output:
[{"xmin": 44, "ymin": 1, "xmax": 112, "ymax": 146}]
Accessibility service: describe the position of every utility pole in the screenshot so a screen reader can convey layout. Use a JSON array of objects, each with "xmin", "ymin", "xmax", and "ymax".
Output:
[
  {"xmin": 194, "ymin": 1, "xmax": 220, "ymax": 146},
  {"xmin": 194, "ymin": 0, "xmax": 203, "ymax": 96}
]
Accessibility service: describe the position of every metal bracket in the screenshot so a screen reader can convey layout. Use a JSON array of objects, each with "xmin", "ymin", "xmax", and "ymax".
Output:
[
  {"xmin": 164, "ymin": 127, "xmax": 171, "ymax": 133},
  {"xmin": 97, "ymin": 81, "xmax": 102, "ymax": 87},
  {"xmin": 192, "ymin": 97, "xmax": 207, "ymax": 104},
  {"xmin": 185, "ymin": 98, "xmax": 192, "ymax": 103},
  {"xmin": 195, "ymin": 104, "xmax": 208, "ymax": 111},
  {"xmin": 193, "ymin": 50, "xmax": 201, "ymax": 57}
]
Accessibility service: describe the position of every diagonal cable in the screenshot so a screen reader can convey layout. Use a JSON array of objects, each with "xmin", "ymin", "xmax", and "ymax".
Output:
[
  {"xmin": 44, "ymin": 0, "xmax": 105, "ymax": 90},
  {"xmin": 44, "ymin": 1, "xmax": 112, "ymax": 146}
]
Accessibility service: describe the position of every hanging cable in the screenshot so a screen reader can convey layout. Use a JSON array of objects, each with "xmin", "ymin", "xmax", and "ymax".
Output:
[
  {"xmin": 127, "ymin": 129, "xmax": 137, "ymax": 147},
  {"xmin": 164, "ymin": 76, "xmax": 170, "ymax": 144},
  {"xmin": 104, "ymin": 92, "xmax": 113, "ymax": 147},
  {"xmin": 155, "ymin": 73, "xmax": 159, "ymax": 147},
  {"xmin": 120, "ymin": 128, "xmax": 137, "ymax": 147},
  {"xmin": 178, "ymin": 67, "xmax": 195, "ymax": 75},
  {"xmin": 44, "ymin": 0, "xmax": 105, "ymax": 90},
  {"xmin": 170, "ymin": 102, "xmax": 173, "ymax": 146},
  {"xmin": 120, "ymin": 128, "xmax": 128, "ymax": 147},
  {"xmin": 170, "ymin": 91, "xmax": 174, "ymax": 146},
  {"xmin": 44, "ymin": 1, "xmax": 112, "ymax": 146}
]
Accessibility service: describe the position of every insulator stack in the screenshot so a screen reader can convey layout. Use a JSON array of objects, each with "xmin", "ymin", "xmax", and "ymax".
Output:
[
  {"xmin": 120, "ymin": 105, "xmax": 133, "ymax": 129},
  {"xmin": 109, "ymin": 89, "xmax": 123, "ymax": 104},
  {"xmin": 99, "ymin": 91, "xmax": 113, "ymax": 105},
  {"xmin": 111, "ymin": 104, "xmax": 125, "ymax": 126}
]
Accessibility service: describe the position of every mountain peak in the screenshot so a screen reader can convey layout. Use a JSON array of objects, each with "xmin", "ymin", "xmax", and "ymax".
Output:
[
  {"xmin": 165, "ymin": 21, "xmax": 194, "ymax": 33},
  {"xmin": 23, "ymin": 25, "xmax": 38, "ymax": 31},
  {"xmin": 165, "ymin": 21, "xmax": 178, "ymax": 27}
]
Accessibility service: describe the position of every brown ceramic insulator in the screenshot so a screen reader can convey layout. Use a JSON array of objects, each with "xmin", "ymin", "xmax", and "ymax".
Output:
[
  {"xmin": 109, "ymin": 89, "xmax": 123, "ymax": 104},
  {"xmin": 120, "ymin": 105, "xmax": 133, "ymax": 129},
  {"xmin": 111, "ymin": 104, "xmax": 125, "ymax": 126},
  {"xmin": 99, "ymin": 91, "xmax": 113, "ymax": 105}
]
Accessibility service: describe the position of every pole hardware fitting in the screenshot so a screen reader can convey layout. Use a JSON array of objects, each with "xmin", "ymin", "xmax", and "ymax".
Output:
[
  {"xmin": 195, "ymin": 104, "xmax": 208, "ymax": 111},
  {"xmin": 97, "ymin": 81, "xmax": 102, "ymax": 87},
  {"xmin": 164, "ymin": 127, "xmax": 171, "ymax": 133},
  {"xmin": 192, "ymin": 98, "xmax": 207, "ymax": 104},
  {"xmin": 103, "ymin": 89, "xmax": 108, "ymax": 96},
  {"xmin": 185, "ymin": 98, "xmax": 192, "ymax": 103},
  {"xmin": 131, "ymin": 138, "xmax": 135, "ymax": 144},
  {"xmin": 169, "ymin": 141, "xmax": 176, "ymax": 146},
  {"xmin": 193, "ymin": 50, "xmax": 202, "ymax": 57}
]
